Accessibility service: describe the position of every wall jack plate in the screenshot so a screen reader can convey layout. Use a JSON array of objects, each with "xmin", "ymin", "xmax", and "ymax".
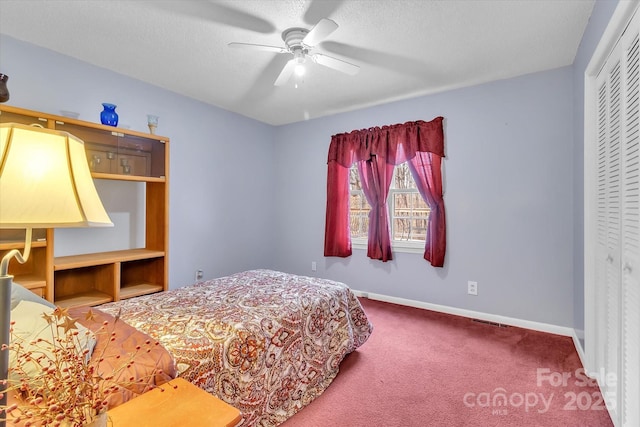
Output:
[{"xmin": 468, "ymin": 281, "xmax": 478, "ymax": 296}]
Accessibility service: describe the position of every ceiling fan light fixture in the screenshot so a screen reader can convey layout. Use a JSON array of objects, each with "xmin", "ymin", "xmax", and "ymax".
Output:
[
  {"xmin": 230, "ymin": 18, "xmax": 359, "ymax": 87},
  {"xmin": 294, "ymin": 52, "xmax": 306, "ymax": 77}
]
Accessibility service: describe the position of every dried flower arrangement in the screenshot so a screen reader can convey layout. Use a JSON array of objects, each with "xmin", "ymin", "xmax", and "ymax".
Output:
[{"xmin": 0, "ymin": 305, "xmax": 164, "ymax": 427}]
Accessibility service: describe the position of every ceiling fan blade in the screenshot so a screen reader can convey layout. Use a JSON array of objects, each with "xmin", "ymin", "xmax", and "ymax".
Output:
[
  {"xmin": 313, "ymin": 53, "xmax": 360, "ymax": 75},
  {"xmin": 274, "ymin": 59, "xmax": 297, "ymax": 86},
  {"xmin": 303, "ymin": 18, "xmax": 338, "ymax": 47},
  {"xmin": 303, "ymin": 0, "xmax": 345, "ymax": 26},
  {"xmin": 321, "ymin": 41, "xmax": 438, "ymax": 80},
  {"xmin": 228, "ymin": 42, "xmax": 288, "ymax": 54},
  {"xmin": 154, "ymin": 1, "xmax": 275, "ymax": 34}
]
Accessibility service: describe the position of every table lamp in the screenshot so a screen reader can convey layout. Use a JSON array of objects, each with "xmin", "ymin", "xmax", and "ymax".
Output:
[{"xmin": 0, "ymin": 123, "xmax": 113, "ymax": 425}]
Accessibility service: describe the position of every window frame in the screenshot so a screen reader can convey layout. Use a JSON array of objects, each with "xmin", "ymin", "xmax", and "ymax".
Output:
[{"xmin": 349, "ymin": 163, "xmax": 428, "ymax": 254}]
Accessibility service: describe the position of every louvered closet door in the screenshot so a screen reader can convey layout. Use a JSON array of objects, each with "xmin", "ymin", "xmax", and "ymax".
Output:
[
  {"xmin": 595, "ymin": 48, "xmax": 622, "ymax": 424},
  {"xmin": 592, "ymin": 7, "xmax": 639, "ymax": 427},
  {"xmin": 620, "ymin": 27, "xmax": 639, "ymax": 427}
]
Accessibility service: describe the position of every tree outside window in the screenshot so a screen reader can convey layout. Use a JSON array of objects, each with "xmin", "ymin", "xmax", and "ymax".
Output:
[{"xmin": 349, "ymin": 162, "xmax": 430, "ymax": 251}]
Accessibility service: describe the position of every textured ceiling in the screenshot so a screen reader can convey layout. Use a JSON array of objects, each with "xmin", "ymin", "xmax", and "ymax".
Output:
[{"xmin": 0, "ymin": 0, "xmax": 595, "ymax": 126}]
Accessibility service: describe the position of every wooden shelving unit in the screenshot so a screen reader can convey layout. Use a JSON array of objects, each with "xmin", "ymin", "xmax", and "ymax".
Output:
[
  {"xmin": 0, "ymin": 230, "xmax": 52, "ymax": 298},
  {"xmin": 0, "ymin": 105, "xmax": 169, "ymax": 308}
]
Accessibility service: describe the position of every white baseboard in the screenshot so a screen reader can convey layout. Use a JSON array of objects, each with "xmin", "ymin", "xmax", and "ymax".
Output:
[
  {"xmin": 571, "ymin": 329, "xmax": 588, "ymax": 370},
  {"xmin": 353, "ymin": 290, "xmax": 577, "ymax": 338}
]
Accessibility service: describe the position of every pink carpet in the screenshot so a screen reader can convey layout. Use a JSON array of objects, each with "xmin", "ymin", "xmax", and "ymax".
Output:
[{"xmin": 281, "ymin": 298, "xmax": 613, "ymax": 427}]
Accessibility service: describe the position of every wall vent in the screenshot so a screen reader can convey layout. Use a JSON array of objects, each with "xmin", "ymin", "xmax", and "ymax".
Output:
[{"xmin": 472, "ymin": 318, "xmax": 509, "ymax": 328}]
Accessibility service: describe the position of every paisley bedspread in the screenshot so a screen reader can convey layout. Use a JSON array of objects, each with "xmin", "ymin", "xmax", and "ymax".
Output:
[{"xmin": 97, "ymin": 269, "xmax": 373, "ymax": 426}]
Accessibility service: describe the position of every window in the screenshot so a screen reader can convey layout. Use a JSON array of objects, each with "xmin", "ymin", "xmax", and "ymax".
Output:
[
  {"xmin": 349, "ymin": 165, "xmax": 370, "ymax": 240},
  {"xmin": 349, "ymin": 162, "xmax": 430, "ymax": 252},
  {"xmin": 324, "ymin": 116, "xmax": 445, "ymax": 266}
]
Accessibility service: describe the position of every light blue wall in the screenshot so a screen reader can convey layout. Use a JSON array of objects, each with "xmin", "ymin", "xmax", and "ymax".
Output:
[
  {"xmin": 271, "ymin": 0, "xmax": 621, "ymax": 331},
  {"xmin": 0, "ymin": 34, "xmax": 278, "ymax": 288},
  {"xmin": 273, "ymin": 67, "xmax": 576, "ymax": 327},
  {"xmin": 0, "ymin": 0, "xmax": 619, "ymax": 329}
]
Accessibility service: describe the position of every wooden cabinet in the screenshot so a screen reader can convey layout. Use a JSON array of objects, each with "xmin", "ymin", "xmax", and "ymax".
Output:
[
  {"xmin": 0, "ymin": 105, "xmax": 169, "ymax": 308},
  {"xmin": 0, "ymin": 229, "xmax": 53, "ymax": 298}
]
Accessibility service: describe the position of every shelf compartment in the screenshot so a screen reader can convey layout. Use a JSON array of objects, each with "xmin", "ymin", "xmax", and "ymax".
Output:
[
  {"xmin": 0, "ymin": 229, "xmax": 47, "ymax": 250},
  {"xmin": 0, "ymin": 240, "xmax": 47, "ymax": 251},
  {"xmin": 1, "ymin": 246, "xmax": 48, "ymax": 284},
  {"xmin": 55, "ymin": 249, "xmax": 164, "ymax": 270},
  {"xmin": 55, "ymin": 291, "xmax": 113, "ymax": 309},
  {"xmin": 12, "ymin": 274, "xmax": 46, "ymax": 297},
  {"xmin": 12, "ymin": 273, "xmax": 46, "ymax": 289},
  {"xmin": 120, "ymin": 257, "xmax": 165, "ymax": 299},
  {"xmin": 119, "ymin": 283, "xmax": 164, "ymax": 300},
  {"xmin": 54, "ymin": 263, "xmax": 117, "ymax": 307}
]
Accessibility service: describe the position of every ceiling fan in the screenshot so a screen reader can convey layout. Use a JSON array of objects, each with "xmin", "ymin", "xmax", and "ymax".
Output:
[{"xmin": 229, "ymin": 18, "xmax": 360, "ymax": 86}]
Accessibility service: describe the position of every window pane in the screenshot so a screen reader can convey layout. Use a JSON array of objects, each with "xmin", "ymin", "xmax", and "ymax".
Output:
[
  {"xmin": 394, "ymin": 162, "xmax": 412, "ymax": 189},
  {"xmin": 391, "ymin": 191, "xmax": 430, "ymax": 241},
  {"xmin": 393, "ymin": 192, "xmax": 411, "ymax": 215},
  {"xmin": 349, "ymin": 166, "xmax": 362, "ymax": 190},
  {"xmin": 411, "ymin": 218, "xmax": 428, "ymax": 241},
  {"xmin": 349, "ymin": 162, "xmax": 430, "ymax": 245},
  {"xmin": 350, "ymin": 191, "xmax": 370, "ymax": 239}
]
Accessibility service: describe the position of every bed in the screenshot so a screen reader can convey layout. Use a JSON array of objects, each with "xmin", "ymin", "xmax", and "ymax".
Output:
[{"xmin": 8, "ymin": 269, "xmax": 372, "ymax": 426}]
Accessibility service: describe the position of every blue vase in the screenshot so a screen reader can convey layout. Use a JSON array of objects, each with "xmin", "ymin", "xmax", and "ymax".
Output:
[{"xmin": 100, "ymin": 103, "xmax": 119, "ymax": 126}]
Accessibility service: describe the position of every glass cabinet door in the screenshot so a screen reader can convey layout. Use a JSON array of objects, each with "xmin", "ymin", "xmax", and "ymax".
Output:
[
  {"xmin": 1, "ymin": 108, "xmax": 166, "ymax": 179},
  {"xmin": 55, "ymin": 122, "xmax": 166, "ymax": 179},
  {"xmin": 0, "ymin": 108, "xmax": 49, "ymax": 127}
]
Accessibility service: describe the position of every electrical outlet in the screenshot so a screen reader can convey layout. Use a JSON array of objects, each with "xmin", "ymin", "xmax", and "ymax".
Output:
[
  {"xmin": 468, "ymin": 281, "xmax": 478, "ymax": 296},
  {"xmin": 195, "ymin": 269, "xmax": 203, "ymax": 281},
  {"xmin": 311, "ymin": 261, "xmax": 317, "ymax": 272}
]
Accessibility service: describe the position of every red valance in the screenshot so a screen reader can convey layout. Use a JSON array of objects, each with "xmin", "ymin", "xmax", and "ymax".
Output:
[{"xmin": 327, "ymin": 117, "xmax": 445, "ymax": 167}]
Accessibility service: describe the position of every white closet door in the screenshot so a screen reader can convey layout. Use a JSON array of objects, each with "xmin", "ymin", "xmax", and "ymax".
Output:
[
  {"xmin": 595, "ymin": 48, "xmax": 622, "ymax": 423},
  {"xmin": 588, "ymin": 4, "xmax": 639, "ymax": 426},
  {"xmin": 620, "ymin": 28, "xmax": 639, "ymax": 427}
]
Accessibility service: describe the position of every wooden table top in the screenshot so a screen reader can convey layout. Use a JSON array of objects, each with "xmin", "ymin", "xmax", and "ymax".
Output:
[{"xmin": 108, "ymin": 378, "xmax": 242, "ymax": 427}]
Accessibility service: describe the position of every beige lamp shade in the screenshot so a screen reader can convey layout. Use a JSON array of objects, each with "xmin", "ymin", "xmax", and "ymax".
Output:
[{"xmin": 0, "ymin": 123, "xmax": 113, "ymax": 228}]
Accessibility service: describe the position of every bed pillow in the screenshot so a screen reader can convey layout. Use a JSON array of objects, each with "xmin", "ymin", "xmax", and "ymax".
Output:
[
  {"xmin": 10, "ymin": 282, "xmax": 56, "ymax": 310},
  {"xmin": 9, "ymin": 300, "xmax": 97, "ymax": 382}
]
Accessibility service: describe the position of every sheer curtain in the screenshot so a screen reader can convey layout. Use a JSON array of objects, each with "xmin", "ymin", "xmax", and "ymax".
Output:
[
  {"xmin": 324, "ymin": 116, "xmax": 446, "ymax": 266},
  {"xmin": 357, "ymin": 154, "xmax": 395, "ymax": 261}
]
